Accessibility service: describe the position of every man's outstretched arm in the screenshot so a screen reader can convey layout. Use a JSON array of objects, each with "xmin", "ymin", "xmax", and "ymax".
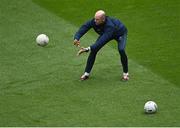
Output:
[
  {"xmin": 73, "ymin": 19, "xmax": 93, "ymax": 46},
  {"xmin": 77, "ymin": 27, "xmax": 114, "ymax": 56},
  {"xmin": 90, "ymin": 27, "xmax": 114, "ymax": 51}
]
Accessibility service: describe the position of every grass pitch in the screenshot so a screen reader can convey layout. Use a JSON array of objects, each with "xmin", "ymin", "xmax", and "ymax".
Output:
[{"xmin": 0, "ymin": 0, "xmax": 180, "ymax": 126}]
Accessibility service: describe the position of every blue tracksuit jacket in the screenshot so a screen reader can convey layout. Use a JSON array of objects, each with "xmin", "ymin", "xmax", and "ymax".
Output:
[{"xmin": 74, "ymin": 16, "xmax": 127, "ymax": 51}]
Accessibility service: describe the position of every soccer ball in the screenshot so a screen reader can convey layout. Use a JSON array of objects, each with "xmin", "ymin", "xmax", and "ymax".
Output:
[
  {"xmin": 144, "ymin": 101, "xmax": 158, "ymax": 114},
  {"xmin": 36, "ymin": 34, "xmax": 49, "ymax": 46}
]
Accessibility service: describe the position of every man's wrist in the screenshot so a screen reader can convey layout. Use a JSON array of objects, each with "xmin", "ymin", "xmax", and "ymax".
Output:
[{"xmin": 85, "ymin": 47, "xmax": 90, "ymax": 52}]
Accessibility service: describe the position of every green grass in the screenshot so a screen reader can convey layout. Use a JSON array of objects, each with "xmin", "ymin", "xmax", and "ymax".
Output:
[{"xmin": 0, "ymin": 0, "xmax": 180, "ymax": 126}]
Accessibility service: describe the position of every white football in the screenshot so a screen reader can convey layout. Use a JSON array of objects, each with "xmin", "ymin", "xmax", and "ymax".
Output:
[
  {"xmin": 36, "ymin": 34, "xmax": 49, "ymax": 46},
  {"xmin": 144, "ymin": 101, "xmax": 158, "ymax": 114}
]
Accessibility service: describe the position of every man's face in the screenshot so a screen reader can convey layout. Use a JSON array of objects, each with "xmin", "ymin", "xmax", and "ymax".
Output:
[{"xmin": 94, "ymin": 16, "xmax": 105, "ymax": 25}]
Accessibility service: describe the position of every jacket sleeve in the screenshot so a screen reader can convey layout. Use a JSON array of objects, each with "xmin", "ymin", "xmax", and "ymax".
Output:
[
  {"xmin": 74, "ymin": 19, "xmax": 93, "ymax": 40},
  {"xmin": 90, "ymin": 26, "xmax": 114, "ymax": 51}
]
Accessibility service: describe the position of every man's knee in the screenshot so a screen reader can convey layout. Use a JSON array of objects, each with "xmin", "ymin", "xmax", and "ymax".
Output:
[
  {"xmin": 90, "ymin": 45, "xmax": 100, "ymax": 53},
  {"xmin": 119, "ymin": 49, "xmax": 125, "ymax": 54},
  {"xmin": 89, "ymin": 48, "xmax": 98, "ymax": 57}
]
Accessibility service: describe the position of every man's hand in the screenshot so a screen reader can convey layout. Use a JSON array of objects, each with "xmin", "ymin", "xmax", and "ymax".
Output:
[
  {"xmin": 77, "ymin": 47, "xmax": 89, "ymax": 56},
  {"xmin": 73, "ymin": 39, "xmax": 80, "ymax": 47}
]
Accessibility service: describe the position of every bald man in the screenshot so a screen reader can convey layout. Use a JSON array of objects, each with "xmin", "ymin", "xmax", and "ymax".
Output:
[{"xmin": 74, "ymin": 10, "xmax": 129, "ymax": 81}]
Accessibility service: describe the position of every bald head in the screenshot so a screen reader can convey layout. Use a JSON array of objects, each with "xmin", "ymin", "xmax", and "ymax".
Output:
[
  {"xmin": 94, "ymin": 10, "xmax": 106, "ymax": 25},
  {"xmin": 95, "ymin": 10, "xmax": 106, "ymax": 18}
]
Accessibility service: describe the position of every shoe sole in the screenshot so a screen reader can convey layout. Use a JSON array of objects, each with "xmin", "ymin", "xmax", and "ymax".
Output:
[{"xmin": 80, "ymin": 76, "xmax": 89, "ymax": 81}]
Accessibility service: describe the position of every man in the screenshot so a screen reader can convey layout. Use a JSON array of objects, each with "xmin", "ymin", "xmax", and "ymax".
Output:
[{"xmin": 73, "ymin": 10, "xmax": 129, "ymax": 81}]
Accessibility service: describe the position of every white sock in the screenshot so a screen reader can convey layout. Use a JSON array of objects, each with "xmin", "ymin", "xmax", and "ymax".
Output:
[
  {"xmin": 123, "ymin": 72, "xmax": 129, "ymax": 76},
  {"xmin": 84, "ymin": 72, "xmax": 90, "ymax": 76}
]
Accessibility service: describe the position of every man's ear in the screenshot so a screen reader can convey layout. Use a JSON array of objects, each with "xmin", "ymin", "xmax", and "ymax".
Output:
[{"xmin": 102, "ymin": 16, "xmax": 106, "ymax": 22}]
